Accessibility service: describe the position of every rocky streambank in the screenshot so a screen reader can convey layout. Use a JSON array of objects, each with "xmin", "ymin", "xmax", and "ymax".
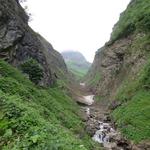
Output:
[{"xmin": 79, "ymin": 94, "xmax": 132, "ymax": 150}]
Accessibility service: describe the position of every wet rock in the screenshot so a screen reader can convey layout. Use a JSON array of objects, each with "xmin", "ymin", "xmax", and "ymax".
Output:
[
  {"xmin": 81, "ymin": 100, "xmax": 132, "ymax": 150},
  {"xmin": 116, "ymin": 138, "xmax": 131, "ymax": 150},
  {"xmin": 103, "ymin": 115, "xmax": 111, "ymax": 122},
  {"xmin": 85, "ymin": 119, "xmax": 100, "ymax": 136},
  {"xmin": 89, "ymin": 114, "xmax": 96, "ymax": 119},
  {"xmin": 85, "ymin": 126, "xmax": 97, "ymax": 136},
  {"xmin": 108, "ymin": 133, "xmax": 119, "ymax": 142}
]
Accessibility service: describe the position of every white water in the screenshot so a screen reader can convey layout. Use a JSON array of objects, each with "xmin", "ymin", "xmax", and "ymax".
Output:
[
  {"xmin": 78, "ymin": 80, "xmax": 127, "ymax": 149},
  {"xmin": 83, "ymin": 95, "xmax": 121, "ymax": 149},
  {"xmin": 85, "ymin": 107, "xmax": 90, "ymax": 115},
  {"xmin": 84, "ymin": 106, "xmax": 120, "ymax": 149},
  {"xmin": 92, "ymin": 121, "xmax": 118, "ymax": 149}
]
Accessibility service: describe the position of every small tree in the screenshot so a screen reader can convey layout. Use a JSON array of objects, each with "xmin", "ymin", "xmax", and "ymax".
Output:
[{"xmin": 21, "ymin": 59, "xmax": 43, "ymax": 84}]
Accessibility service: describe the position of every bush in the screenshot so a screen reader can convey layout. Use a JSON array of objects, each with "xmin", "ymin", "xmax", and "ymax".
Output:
[
  {"xmin": 112, "ymin": 58, "xmax": 150, "ymax": 142},
  {"xmin": 117, "ymin": 23, "xmax": 136, "ymax": 40},
  {"xmin": 0, "ymin": 60, "xmax": 98, "ymax": 150},
  {"xmin": 21, "ymin": 59, "xmax": 43, "ymax": 84},
  {"xmin": 110, "ymin": 0, "xmax": 150, "ymax": 43},
  {"xmin": 137, "ymin": 13, "xmax": 150, "ymax": 32}
]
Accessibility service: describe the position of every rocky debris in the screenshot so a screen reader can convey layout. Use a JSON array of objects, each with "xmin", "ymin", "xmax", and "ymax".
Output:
[
  {"xmin": 86, "ymin": 29, "xmax": 147, "ymax": 101},
  {"xmin": 86, "ymin": 118, "xmax": 100, "ymax": 136},
  {"xmin": 81, "ymin": 103, "xmax": 131, "ymax": 150},
  {"xmin": 103, "ymin": 115, "xmax": 111, "ymax": 122}
]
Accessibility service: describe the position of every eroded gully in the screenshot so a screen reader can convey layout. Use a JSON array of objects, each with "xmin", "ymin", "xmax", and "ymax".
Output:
[{"xmin": 78, "ymin": 83, "xmax": 131, "ymax": 150}]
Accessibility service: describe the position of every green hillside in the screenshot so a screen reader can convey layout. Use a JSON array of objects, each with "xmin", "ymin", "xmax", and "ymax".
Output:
[
  {"xmin": 0, "ymin": 60, "xmax": 96, "ymax": 150},
  {"xmin": 62, "ymin": 51, "xmax": 91, "ymax": 80},
  {"xmin": 110, "ymin": 0, "xmax": 150, "ymax": 44},
  {"xmin": 111, "ymin": 0, "xmax": 150, "ymax": 143},
  {"xmin": 112, "ymin": 59, "xmax": 150, "ymax": 142},
  {"xmin": 67, "ymin": 60, "xmax": 89, "ymax": 78}
]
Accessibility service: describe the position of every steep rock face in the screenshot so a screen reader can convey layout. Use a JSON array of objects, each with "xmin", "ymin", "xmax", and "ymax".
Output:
[
  {"xmin": 87, "ymin": 0, "xmax": 150, "ymax": 99},
  {"xmin": 0, "ymin": 0, "xmax": 67, "ymax": 86},
  {"xmin": 37, "ymin": 35, "xmax": 68, "ymax": 78},
  {"xmin": 87, "ymin": 34, "xmax": 147, "ymax": 98},
  {"xmin": 86, "ymin": 0, "xmax": 150, "ymax": 144}
]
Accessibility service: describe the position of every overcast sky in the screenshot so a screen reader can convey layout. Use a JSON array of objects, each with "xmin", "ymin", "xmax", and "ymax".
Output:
[{"xmin": 24, "ymin": 0, "xmax": 131, "ymax": 62}]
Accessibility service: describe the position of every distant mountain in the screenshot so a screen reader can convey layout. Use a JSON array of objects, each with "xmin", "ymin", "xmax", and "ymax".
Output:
[{"xmin": 62, "ymin": 51, "xmax": 91, "ymax": 79}]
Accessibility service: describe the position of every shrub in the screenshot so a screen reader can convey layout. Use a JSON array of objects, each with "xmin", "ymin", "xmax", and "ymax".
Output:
[
  {"xmin": 21, "ymin": 59, "xmax": 43, "ymax": 84},
  {"xmin": 110, "ymin": 0, "xmax": 150, "ymax": 44},
  {"xmin": 117, "ymin": 23, "xmax": 136, "ymax": 40},
  {"xmin": 137, "ymin": 13, "xmax": 150, "ymax": 32}
]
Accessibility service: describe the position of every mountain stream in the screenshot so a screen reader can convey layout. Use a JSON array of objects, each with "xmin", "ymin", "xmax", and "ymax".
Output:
[{"xmin": 79, "ymin": 83, "xmax": 130, "ymax": 150}]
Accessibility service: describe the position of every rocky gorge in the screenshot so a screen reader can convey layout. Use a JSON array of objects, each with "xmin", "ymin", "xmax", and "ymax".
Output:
[
  {"xmin": 78, "ymin": 83, "xmax": 132, "ymax": 150},
  {"xmin": 0, "ymin": 0, "xmax": 150, "ymax": 149},
  {"xmin": 86, "ymin": 0, "xmax": 150, "ymax": 149}
]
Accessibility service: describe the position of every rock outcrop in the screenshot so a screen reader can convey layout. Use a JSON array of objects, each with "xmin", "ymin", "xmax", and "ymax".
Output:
[
  {"xmin": 86, "ymin": 0, "xmax": 150, "ymax": 146},
  {"xmin": 87, "ymin": 34, "xmax": 147, "ymax": 98},
  {"xmin": 86, "ymin": 0, "xmax": 150, "ymax": 100},
  {"xmin": 0, "ymin": 0, "xmax": 68, "ymax": 86}
]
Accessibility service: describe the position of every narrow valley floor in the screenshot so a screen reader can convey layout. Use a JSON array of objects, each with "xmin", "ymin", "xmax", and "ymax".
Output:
[{"xmin": 76, "ymin": 83, "xmax": 132, "ymax": 150}]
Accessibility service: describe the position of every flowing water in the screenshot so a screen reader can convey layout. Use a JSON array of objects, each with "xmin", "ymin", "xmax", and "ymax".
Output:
[
  {"xmin": 79, "ymin": 83, "xmax": 131, "ymax": 149},
  {"xmin": 92, "ymin": 121, "xmax": 120, "ymax": 149},
  {"xmin": 81, "ymin": 94, "xmax": 128, "ymax": 150}
]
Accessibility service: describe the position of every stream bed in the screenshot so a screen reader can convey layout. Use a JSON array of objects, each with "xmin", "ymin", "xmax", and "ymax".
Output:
[{"xmin": 80, "ymin": 95, "xmax": 131, "ymax": 150}]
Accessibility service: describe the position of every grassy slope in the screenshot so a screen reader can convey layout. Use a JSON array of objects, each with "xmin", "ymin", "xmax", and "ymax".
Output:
[
  {"xmin": 112, "ymin": 59, "xmax": 150, "ymax": 143},
  {"xmin": 0, "ymin": 60, "xmax": 98, "ymax": 150},
  {"xmin": 66, "ymin": 60, "xmax": 90, "ymax": 80},
  {"xmin": 88, "ymin": 73, "xmax": 101, "ymax": 87},
  {"xmin": 107, "ymin": 0, "xmax": 150, "ymax": 143},
  {"xmin": 111, "ymin": 0, "xmax": 150, "ymax": 43}
]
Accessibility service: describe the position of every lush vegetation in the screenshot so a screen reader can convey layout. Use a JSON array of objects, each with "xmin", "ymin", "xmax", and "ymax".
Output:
[
  {"xmin": 0, "ymin": 60, "xmax": 98, "ymax": 150},
  {"xmin": 66, "ymin": 60, "xmax": 90, "ymax": 80},
  {"xmin": 62, "ymin": 51, "xmax": 91, "ymax": 80},
  {"xmin": 110, "ymin": 0, "xmax": 150, "ymax": 43},
  {"xmin": 20, "ymin": 59, "xmax": 43, "ymax": 84},
  {"xmin": 88, "ymin": 73, "xmax": 101, "ymax": 86},
  {"xmin": 108, "ymin": 0, "xmax": 150, "ymax": 143},
  {"xmin": 112, "ymin": 59, "xmax": 150, "ymax": 143}
]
